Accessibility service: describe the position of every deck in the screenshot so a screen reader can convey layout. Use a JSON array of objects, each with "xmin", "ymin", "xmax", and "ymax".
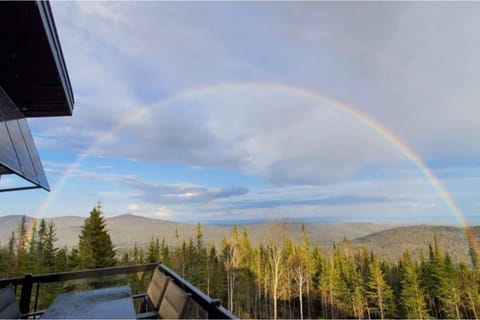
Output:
[{"xmin": 0, "ymin": 262, "xmax": 236, "ymax": 319}]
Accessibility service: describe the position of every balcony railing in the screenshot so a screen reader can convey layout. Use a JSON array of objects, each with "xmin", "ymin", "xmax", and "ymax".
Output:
[{"xmin": 0, "ymin": 262, "xmax": 236, "ymax": 319}]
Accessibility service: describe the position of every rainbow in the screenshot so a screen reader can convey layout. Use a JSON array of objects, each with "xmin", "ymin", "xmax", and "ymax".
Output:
[{"xmin": 33, "ymin": 81, "xmax": 480, "ymax": 255}]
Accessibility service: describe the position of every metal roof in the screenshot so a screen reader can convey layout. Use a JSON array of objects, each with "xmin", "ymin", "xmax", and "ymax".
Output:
[{"xmin": 0, "ymin": 87, "xmax": 49, "ymax": 192}]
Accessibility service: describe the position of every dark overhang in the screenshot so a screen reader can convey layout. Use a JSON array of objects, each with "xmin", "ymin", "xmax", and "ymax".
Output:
[
  {"xmin": 0, "ymin": 0, "xmax": 74, "ymax": 192},
  {"xmin": 0, "ymin": 1, "xmax": 74, "ymax": 117}
]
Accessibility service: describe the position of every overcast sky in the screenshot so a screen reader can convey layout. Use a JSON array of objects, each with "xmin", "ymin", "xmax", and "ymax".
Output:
[{"xmin": 2, "ymin": 2, "xmax": 480, "ymax": 225}]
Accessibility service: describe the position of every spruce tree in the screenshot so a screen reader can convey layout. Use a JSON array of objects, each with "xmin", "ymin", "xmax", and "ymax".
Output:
[
  {"xmin": 6, "ymin": 232, "xmax": 16, "ymax": 276},
  {"xmin": 68, "ymin": 248, "xmax": 81, "ymax": 270},
  {"xmin": 320, "ymin": 252, "xmax": 342, "ymax": 319},
  {"xmin": 443, "ymin": 253, "xmax": 461, "ymax": 318},
  {"xmin": 16, "ymin": 215, "xmax": 27, "ymax": 255},
  {"xmin": 160, "ymin": 237, "xmax": 170, "ymax": 265},
  {"xmin": 16, "ymin": 215, "xmax": 29, "ymax": 273},
  {"xmin": 8, "ymin": 231, "xmax": 16, "ymax": 255},
  {"xmin": 36, "ymin": 219, "xmax": 47, "ymax": 257},
  {"xmin": 29, "ymin": 220, "xmax": 37, "ymax": 255},
  {"xmin": 422, "ymin": 237, "xmax": 449, "ymax": 318},
  {"xmin": 458, "ymin": 261, "xmax": 479, "ymax": 319},
  {"xmin": 366, "ymin": 253, "xmax": 394, "ymax": 319},
  {"xmin": 43, "ymin": 221, "xmax": 58, "ymax": 271},
  {"xmin": 55, "ymin": 247, "xmax": 69, "ymax": 272},
  {"xmin": 78, "ymin": 203, "xmax": 116, "ymax": 268},
  {"xmin": 399, "ymin": 251, "xmax": 427, "ymax": 319},
  {"xmin": 192, "ymin": 223, "xmax": 208, "ymax": 292},
  {"xmin": 146, "ymin": 236, "xmax": 160, "ymax": 263}
]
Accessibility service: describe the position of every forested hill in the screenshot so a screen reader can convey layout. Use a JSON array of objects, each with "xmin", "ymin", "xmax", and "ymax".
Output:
[
  {"xmin": 4, "ymin": 210, "xmax": 480, "ymax": 319},
  {"xmin": 354, "ymin": 225, "xmax": 480, "ymax": 263},
  {"xmin": 1, "ymin": 214, "xmax": 390, "ymax": 249},
  {"xmin": 2, "ymin": 214, "xmax": 479, "ymax": 262},
  {"xmin": 0, "ymin": 214, "xmax": 392, "ymax": 248}
]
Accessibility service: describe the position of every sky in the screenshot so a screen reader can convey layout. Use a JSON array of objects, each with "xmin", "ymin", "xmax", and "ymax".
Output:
[{"xmin": 2, "ymin": 2, "xmax": 480, "ymax": 225}]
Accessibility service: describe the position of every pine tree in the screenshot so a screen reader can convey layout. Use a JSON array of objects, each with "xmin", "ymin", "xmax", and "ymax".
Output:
[
  {"xmin": 78, "ymin": 203, "xmax": 116, "ymax": 268},
  {"xmin": 6, "ymin": 231, "xmax": 16, "ymax": 276},
  {"xmin": 399, "ymin": 251, "xmax": 427, "ymax": 319},
  {"xmin": 366, "ymin": 253, "xmax": 394, "ymax": 319},
  {"xmin": 132, "ymin": 242, "xmax": 140, "ymax": 264},
  {"xmin": 8, "ymin": 231, "xmax": 16, "ymax": 255},
  {"xmin": 43, "ymin": 220, "xmax": 58, "ymax": 271},
  {"xmin": 29, "ymin": 220, "xmax": 37, "ymax": 255},
  {"xmin": 320, "ymin": 252, "xmax": 342, "ymax": 319},
  {"xmin": 16, "ymin": 215, "xmax": 28, "ymax": 255},
  {"xmin": 160, "ymin": 237, "xmax": 170, "ymax": 265},
  {"xmin": 422, "ymin": 237, "xmax": 450, "ymax": 318},
  {"xmin": 336, "ymin": 240, "xmax": 365, "ymax": 319},
  {"xmin": 458, "ymin": 261, "xmax": 479, "ymax": 319},
  {"xmin": 443, "ymin": 253, "xmax": 461, "ymax": 318},
  {"xmin": 68, "ymin": 248, "xmax": 81, "ymax": 270},
  {"xmin": 192, "ymin": 223, "xmax": 208, "ymax": 292},
  {"xmin": 55, "ymin": 247, "xmax": 69, "ymax": 272},
  {"xmin": 16, "ymin": 215, "xmax": 29, "ymax": 273},
  {"xmin": 300, "ymin": 225, "xmax": 314, "ymax": 319},
  {"xmin": 238, "ymin": 227, "xmax": 256, "ymax": 318},
  {"xmin": 146, "ymin": 236, "xmax": 160, "ymax": 263},
  {"xmin": 36, "ymin": 219, "xmax": 47, "ymax": 257},
  {"xmin": 0, "ymin": 246, "xmax": 9, "ymax": 277},
  {"xmin": 311, "ymin": 246, "xmax": 326, "ymax": 318}
]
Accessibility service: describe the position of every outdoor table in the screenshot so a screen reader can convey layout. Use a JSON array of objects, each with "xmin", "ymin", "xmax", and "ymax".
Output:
[{"xmin": 41, "ymin": 285, "xmax": 136, "ymax": 319}]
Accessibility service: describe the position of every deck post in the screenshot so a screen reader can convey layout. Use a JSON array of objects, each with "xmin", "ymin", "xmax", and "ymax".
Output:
[
  {"xmin": 208, "ymin": 299, "xmax": 222, "ymax": 319},
  {"xmin": 19, "ymin": 274, "xmax": 33, "ymax": 316}
]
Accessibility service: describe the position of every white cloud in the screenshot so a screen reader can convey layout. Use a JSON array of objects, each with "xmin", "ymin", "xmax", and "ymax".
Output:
[
  {"xmin": 155, "ymin": 206, "xmax": 173, "ymax": 218},
  {"xmin": 128, "ymin": 203, "xmax": 140, "ymax": 211}
]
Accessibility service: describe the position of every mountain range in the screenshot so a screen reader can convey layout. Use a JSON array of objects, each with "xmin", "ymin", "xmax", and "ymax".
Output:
[{"xmin": 0, "ymin": 214, "xmax": 477, "ymax": 263}]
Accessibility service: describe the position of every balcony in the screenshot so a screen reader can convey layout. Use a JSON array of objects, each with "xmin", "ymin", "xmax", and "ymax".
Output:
[{"xmin": 0, "ymin": 262, "xmax": 236, "ymax": 319}]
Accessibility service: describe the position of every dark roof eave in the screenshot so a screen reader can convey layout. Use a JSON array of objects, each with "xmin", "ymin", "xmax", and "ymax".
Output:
[
  {"xmin": 0, "ymin": 1, "xmax": 75, "ymax": 118},
  {"xmin": 26, "ymin": 1, "xmax": 74, "ymax": 117}
]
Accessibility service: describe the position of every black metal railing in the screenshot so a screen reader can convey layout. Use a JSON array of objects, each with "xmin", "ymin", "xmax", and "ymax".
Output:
[
  {"xmin": 0, "ymin": 262, "xmax": 158, "ymax": 316},
  {"xmin": 0, "ymin": 262, "xmax": 236, "ymax": 319}
]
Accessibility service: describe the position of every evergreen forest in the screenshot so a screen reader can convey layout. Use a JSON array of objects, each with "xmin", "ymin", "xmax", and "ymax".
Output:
[{"xmin": 1, "ymin": 205, "xmax": 480, "ymax": 319}]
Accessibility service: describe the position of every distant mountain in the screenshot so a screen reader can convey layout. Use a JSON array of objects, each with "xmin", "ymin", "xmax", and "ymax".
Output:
[
  {"xmin": 353, "ymin": 225, "xmax": 480, "ymax": 263},
  {"xmin": 2, "ymin": 214, "xmax": 478, "ymax": 263},
  {"xmin": 0, "ymin": 214, "xmax": 393, "ymax": 250}
]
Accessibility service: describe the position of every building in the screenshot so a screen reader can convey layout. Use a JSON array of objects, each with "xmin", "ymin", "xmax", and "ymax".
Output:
[{"xmin": 0, "ymin": 1, "xmax": 74, "ymax": 192}]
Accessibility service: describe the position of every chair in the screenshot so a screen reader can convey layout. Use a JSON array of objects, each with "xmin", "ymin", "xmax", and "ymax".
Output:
[
  {"xmin": 0, "ymin": 284, "xmax": 20, "ymax": 319},
  {"xmin": 0, "ymin": 284, "xmax": 45, "ymax": 319},
  {"xmin": 135, "ymin": 269, "xmax": 171, "ymax": 319},
  {"xmin": 157, "ymin": 281, "xmax": 190, "ymax": 319},
  {"xmin": 146, "ymin": 269, "xmax": 171, "ymax": 310}
]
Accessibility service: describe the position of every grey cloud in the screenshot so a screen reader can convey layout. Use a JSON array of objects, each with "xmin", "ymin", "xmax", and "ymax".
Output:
[
  {"xmin": 132, "ymin": 184, "xmax": 249, "ymax": 204},
  {"xmin": 63, "ymin": 169, "xmax": 248, "ymax": 204},
  {"xmin": 220, "ymin": 195, "xmax": 397, "ymax": 211},
  {"xmin": 37, "ymin": 2, "xmax": 480, "ymax": 186}
]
